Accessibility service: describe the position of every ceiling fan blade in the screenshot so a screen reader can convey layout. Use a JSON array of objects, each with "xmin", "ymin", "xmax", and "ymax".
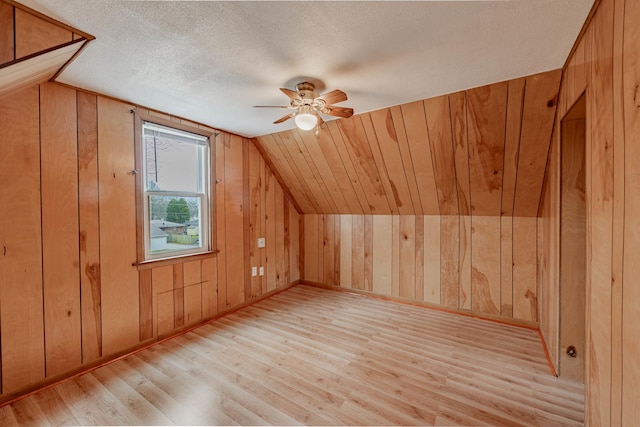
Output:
[
  {"xmin": 318, "ymin": 89, "xmax": 347, "ymax": 105},
  {"xmin": 273, "ymin": 113, "xmax": 295, "ymax": 124},
  {"xmin": 323, "ymin": 106, "xmax": 354, "ymax": 118},
  {"xmin": 254, "ymin": 105, "xmax": 292, "ymax": 108},
  {"xmin": 280, "ymin": 88, "xmax": 302, "ymax": 101},
  {"xmin": 316, "ymin": 114, "xmax": 325, "ymax": 127}
]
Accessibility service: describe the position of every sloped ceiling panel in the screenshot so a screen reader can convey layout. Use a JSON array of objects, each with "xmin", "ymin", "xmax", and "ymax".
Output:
[{"xmin": 254, "ymin": 69, "xmax": 562, "ymax": 217}]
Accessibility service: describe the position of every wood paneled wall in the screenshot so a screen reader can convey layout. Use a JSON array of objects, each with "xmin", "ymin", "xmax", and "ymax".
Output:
[
  {"xmin": 303, "ymin": 214, "xmax": 538, "ymax": 324},
  {"xmin": 255, "ymin": 70, "xmax": 561, "ymax": 217},
  {"xmin": 538, "ymin": 0, "xmax": 639, "ymax": 424},
  {"xmin": 0, "ymin": 82, "xmax": 299, "ymax": 401}
]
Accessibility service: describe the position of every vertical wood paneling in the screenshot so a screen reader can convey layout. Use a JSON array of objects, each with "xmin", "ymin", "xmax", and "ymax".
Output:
[
  {"xmin": 471, "ymin": 216, "xmax": 501, "ymax": 315},
  {"xmin": 500, "ymin": 217, "xmax": 514, "ymax": 318},
  {"xmin": 40, "ymin": 83, "xmax": 81, "ymax": 377},
  {"xmin": 97, "ymin": 96, "xmax": 139, "ymax": 356},
  {"xmin": 183, "ymin": 283, "xmax": 202, "ymax": 326},
  {"xmin": 275, "ymin": 184, "xmax": 285, "ymax": 287},
  {"xmin": 560, "ymin": 118, "xmax": 586, "ymax": 382},
  {"xmin": 621, "ymin": 0, "xmax": 639, "ymax": 423},
  {"xmin": 467, "ymin": 82, "xmax": 507, "ymax": 216},
  {"xmin": 364, "ymin": 215, "xmax": 373, "ymax": 292},
  {"xmin": 367, "ymin": 110, "xmax": 412, "ymax": 214},
  {"xmin": 372, "ymin": 216, "xmax": 392, "ymax": 296},
  {"xmin": 399, "ymin": 216, "xmax": 416, "ymax": 299},
  {"xmin": 215, "ymin": 134, "xmax": 228, "ymax": 310},
  {"xmin": 450, "ymin": 91, "xmax": 471, "ymax": 216},
  {"xmin": 424, "ymin": 96, "xmax": 458, "ymax": 215},
  {"xmin": 315, "ymin": 127, "xmax": 364, "ymax": 214},
  {"xmin": 283, "ymin": 197, "xmax": 290, "ymax": 286},
  {"xmin": 14, "ymin": 9, "xmax": 72, "ymax": 59},
  {"xmin": 259, "ymin": 158, "xmax": 267, "ymax": 293},
  {"xmin": 512, "ymin": 217, "xmax": 537, "ymax": 322},
  {"xmin": 289, "ymin": 205, "xmax": 300, "ymax": 282},
  {"xmin": 459, "ymin": 215, "xmax": 471, "ymax": 310},
  {"xmin": 248, "ymin": 144, "xmax": 261, "ymax": 298},
  {"xmin": 339, "ymin": 215, "xmax": 352, "ymax": 288},
  {"xmin": 588, "ymin": 2, "xmax": 615, "ymax": 423},
  {"xmin": 77, "ymin": 91, "xmax": 101, "ymax": 362},
  {"xmin": 172, "ymin": 264, "xmax": 184, "ymax": 329},
  {"xmin": 138, "ymin": 270, "xmax": 152, "ymax": 341},
  {"xmin": 501, "ymin": 78, "xmax": 526, "ymax": 216},
  {"xmin": 201, "ymin": 257, "xmax": 217, "ymax": 318},
  {"xmin": 337, "ymin": 117, "xmax": 391, "ymax": 214},
  {"xmin": 440, "ymin": 216, "xmax": 459, "ymax": 308},
  {"xmin": 400, "ymin": 101, "xmax": 439, "ymax": 215},
  {"xmin": 323, "ymin": 215, "xmax": 335, "ymax": 286},
  {"xmin": 390, "ymin": 107, "xmax": 423, "ymax": 215},
  {"xmin": 0, "ymin": 3, "xmax": 13, "ymax": 63},
  {"xmin": 224, "ymin": 134, "xmax": 245, "ymax": 307},
  {"xmin": 414, "ymin": 216, "xmax": 424, "ymax": 301},
  {"xmin": 296, "ymin": 130, "xmax": 351, "ymax": 213},
  {"xmin": 423, "ymin": 216, "xmax": 441, "ymax": 305},
  {"xmin": 391, "ymin": 215, "xmax": 400, "ymax": 297},
  {"xmin": 152, "ymin": 266, "xmax": 173, "ymax": 337},
  {"xmin": 304, "ymin": 215, "xmax": 319, "ymax": 283},
  {"xmin": 0, "ymin": 86, "xmax": 45, "ymax": 393},
  {"xmin": 265, "ymin": 168, "xmax": 277, "ymax": 291},
  {"xmin": 351, "ymin": 215, "xmax": 365, "ymax": 290},
  {"xmin": 513, "ymin": 70, "xmax": 562, "ymax": 216}
]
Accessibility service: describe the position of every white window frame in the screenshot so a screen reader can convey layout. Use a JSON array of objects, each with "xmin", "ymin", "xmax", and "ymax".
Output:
[{"xmin": 141, "ymin": 120, "xmax": 211, "ymax": 261}]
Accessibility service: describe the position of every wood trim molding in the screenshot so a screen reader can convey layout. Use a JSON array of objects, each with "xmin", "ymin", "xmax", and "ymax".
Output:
[{"xmin": 1, "ymin": 0, "xmax": 95, "ymax": 40}]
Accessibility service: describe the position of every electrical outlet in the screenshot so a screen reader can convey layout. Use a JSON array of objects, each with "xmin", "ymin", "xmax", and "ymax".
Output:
[
  {"xmin": 251, "ymin": 266, "xmax": 257, "ymax": 277},
  {"xmin": 259, "ymin": 266, "xmax": 264, "ymax": 276},
  {"xmin": 257, "ymin": 237, "xmax": 266, "ymax": 248}
]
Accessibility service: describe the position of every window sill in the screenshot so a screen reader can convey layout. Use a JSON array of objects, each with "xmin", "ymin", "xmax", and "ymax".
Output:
[{"xmin": 134, "ymin": 250, "xmax": 219, "ymax": 270}]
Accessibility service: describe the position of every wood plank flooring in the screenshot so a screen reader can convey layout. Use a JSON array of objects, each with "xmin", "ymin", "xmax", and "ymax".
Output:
[{"xmin": 0, "ymin": 285, "xmax": 584, "ymax": 426}]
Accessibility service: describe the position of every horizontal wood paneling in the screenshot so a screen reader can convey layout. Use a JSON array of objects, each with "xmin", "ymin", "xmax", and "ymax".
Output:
[
  {"xmin": 304, "ymin": 214, "xmax": 538, "ymax": 324},
  {"xmin": 255, "ymin": 70, "xmax": 561, "ymax": 217}
]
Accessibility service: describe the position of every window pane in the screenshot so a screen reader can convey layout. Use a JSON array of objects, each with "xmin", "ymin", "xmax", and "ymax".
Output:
[
  {"xmin": 144, "ymin": 129, "xmax": 206, "ymax": 193},
  {"xmin": 149, "ymin": 195, "xmax": 202, "ymax": 255}
]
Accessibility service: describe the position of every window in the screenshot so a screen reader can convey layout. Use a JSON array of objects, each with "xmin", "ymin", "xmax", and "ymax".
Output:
[{"xmin": 141, "ymin": 121, "xmax": 210, "ymax": 260}]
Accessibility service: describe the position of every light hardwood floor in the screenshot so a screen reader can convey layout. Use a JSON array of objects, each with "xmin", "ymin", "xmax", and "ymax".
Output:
[{"xmin": 0, "ymin": 285, "xmax": 584, "ymax": 426}]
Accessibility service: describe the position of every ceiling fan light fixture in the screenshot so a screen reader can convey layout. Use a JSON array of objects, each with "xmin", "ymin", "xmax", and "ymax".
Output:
[{"xmin": 294, "ymin": 110, "xmax": 318, "ymax": 131}]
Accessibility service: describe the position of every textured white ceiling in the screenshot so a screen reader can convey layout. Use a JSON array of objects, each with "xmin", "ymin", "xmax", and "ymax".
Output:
[{"xmin": 23, "ymin": 0, "xmax": 593, "ymax": 137}]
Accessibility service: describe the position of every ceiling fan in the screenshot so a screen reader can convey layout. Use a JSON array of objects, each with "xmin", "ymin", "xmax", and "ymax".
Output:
[{"xmin": 254, "ymin": 82, "xmax": 354, "ymax": 132}]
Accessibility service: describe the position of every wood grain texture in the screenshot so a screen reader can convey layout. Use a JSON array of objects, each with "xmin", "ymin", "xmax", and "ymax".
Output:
[
  {"xmin": 152, "ymin": 266, "xmax": 173, "ymax": 337},
  {"xmin": 339, "ymin": 215, "xmax": 352, "ymax": 289},
  {"xmin": 467, "ymin": 82, "xmax": 507, "ymax": 216},
  {"xmin": 40, "ymin": 83, "xmax": 81, "ymax": 377},
  {"xmin": 372, "ymin": 216, "xmax": 392, "ymax": 296},
  {"xmin": 304, "ymin": 215, "xmax": 319, "ymax": 283},
  {"xmin": 501, "ymin": 78, "xmax": 526, "ymax": 216},
  {"xmin": 459, "ymin": 215, "xmax": 471, "ymax": 311},
  {"xmin": 265, "ymin": 168, "xmax": 277, "ymax": 291},
  {"xmin": 401, "ymin": 101, "xmax": 439, "ymax": 215},
  {"xmin": 560, "ymin": 118, "xmax": 586, "ymax": 382},
  {"xmin": 289, "ymin": 205, "xmax": 300, "ymax": 282},
  {"xmin": 214, "ymin": 133, "xmax": 228, "ymax": 310},
  {"xmin": 223, "ymin": 134, "xmax": 245, "ymax": 307},
  {"xmin": 470, "ymin": 216, "xmax": 501, "ymax": 316},
  {"xmin": 97, "ymin": 96, "xmax": 139, "ymax": 355},
  {"xmin": 424, "ymin": 96, "xmax": 458, "ymax": 215},
  {"xmin": 337, "ymin": 117, "xmax": 390, "ymax": 214},
  {"xmin": 201, "ymin": 257, "xmax": 218, "ymax": 318},
  {"xmin": 512, "ymin": 217, "xmax": 537, "ymax": 322},
  {"xmin": 323, "ymin": 215, "xmax": 335, "ymax": 286},
  {"xmin": 275, "ymin": 184, "xmax": 285, "ymax": 288},
  {"xmin": 0, "ymin": 85, "xmax": 45, "ymax": 393},
  {"xmin": 621, "ymin": 1, "xmax": 639, "ymax": 425},
  {"xmin": 248, "ymin": 143, "xmax": 261, "ymax": 298},
  {"xmin": 500, "ymin": 216, "xmax": 514, "ymax": 318},
  {"xmin": 1, "ymin": 286, "xmax": 584, "ymax": 426},
  {"xmin": 398, "ymin": 216, "xmax": 416, "ymax": 299},
  {"xmin": 0, "ymin": 2, "xmax": 12, "ymax": 63},
  {"xmin": 423, "ymin": 216, "xmax": 441, "ymax": 305},
  {"xmin": 513, "ymin": 70, "xmax": 562, "ymax": 217},
  {"xmin": 14, "ymin": 9, "xmax": 72, "ymax": 58},
  {"xmin": 351, "ymin": 215, "xmax": 365, "ymax": 290},
  {"xmin": 77, "ymin": 91, "xmax": 102, "ymax": 363},
  {"xmin": 440, "ymin": 216, "xmax": 459, "ymax": 308}
]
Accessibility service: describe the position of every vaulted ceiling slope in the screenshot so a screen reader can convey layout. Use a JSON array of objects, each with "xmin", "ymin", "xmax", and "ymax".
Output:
[
  {"xmin": 255, "ymin": 70, "xmax": 562, "ymax": 217},
  {"xmin": 18, "ymin": 0, "xmax": 592, "ymax": 137}
]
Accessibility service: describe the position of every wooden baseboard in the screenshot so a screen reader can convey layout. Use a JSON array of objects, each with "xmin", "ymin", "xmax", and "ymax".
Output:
[
  {"xmin": 298, "ymin": 280, "xmax": 540, "ymax": 330},
  {"xmin": 0, "ymin": 281, "xmax": 298, "ymax": 408}
]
